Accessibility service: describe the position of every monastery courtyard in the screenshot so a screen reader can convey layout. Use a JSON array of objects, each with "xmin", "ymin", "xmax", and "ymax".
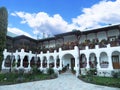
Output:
[{"xmin": 0, "ymin": 71, "xmax": 119, "ymax": 90}]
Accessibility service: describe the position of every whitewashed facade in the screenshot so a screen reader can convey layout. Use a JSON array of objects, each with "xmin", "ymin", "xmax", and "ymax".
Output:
[{"xmin": 1, "ymin": 24, "xmax": 120, "ymax": 77}]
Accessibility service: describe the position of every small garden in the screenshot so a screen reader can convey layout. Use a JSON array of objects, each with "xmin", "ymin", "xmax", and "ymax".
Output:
[
  {"xmin": 78, "ymin": 69, "xmax": 120, "ymax": 88},
  {"xmin": 0, "ymin": 67, "xmax": 58, "ymax": 85}
]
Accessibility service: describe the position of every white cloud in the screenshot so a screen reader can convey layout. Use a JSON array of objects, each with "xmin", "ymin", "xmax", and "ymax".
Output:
[
  {"xmin": 11, "ymin": 13, "xmax": 17, "ymax": 16},
  {"xmin": 11, "ymin": 12, "xmax": 74, "ymax": 36},
  {"xmin": 11, "ymin": 0, "xmax": 120, "ymax": 36},
  {"xmin": 72, "ymin": 0, "xmax": 120, "ymax": 30},
  {"xmin": 8, "ymin": 27, "xmax": 33, "ymax": 38}
]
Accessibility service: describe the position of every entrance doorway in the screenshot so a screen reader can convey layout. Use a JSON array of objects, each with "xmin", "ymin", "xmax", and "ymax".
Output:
[
  {"xmin": 71, "ymin": 58, "xmax": 75, "ymax": 70},
  {"xmin": 61, "ymin": 54, "xmax": 75, "ymax": 72}
]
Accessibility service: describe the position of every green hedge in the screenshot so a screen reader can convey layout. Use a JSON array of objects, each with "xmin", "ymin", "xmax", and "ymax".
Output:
[{"xmin": 79, "ymin": 75, "xmax": 120, "ymax": 88}]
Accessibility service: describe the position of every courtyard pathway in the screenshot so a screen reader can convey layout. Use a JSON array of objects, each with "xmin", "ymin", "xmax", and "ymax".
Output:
[{"xmin": 0, "ymin": 71, "xmax": 119, "ymax": 90}]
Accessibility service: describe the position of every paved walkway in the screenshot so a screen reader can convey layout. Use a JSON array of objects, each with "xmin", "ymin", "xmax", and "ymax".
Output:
[{"xmin": 0, "ymin": 71, "xmax": 119, "ymax": 90}]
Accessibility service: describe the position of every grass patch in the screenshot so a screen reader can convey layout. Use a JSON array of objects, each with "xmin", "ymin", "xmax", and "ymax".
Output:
[
  {"xmin": 0, "ymin": 72, "xmax": 57, "ymax": 85},
  {"xmin": 79, "ymin": 75, "xmax": 120, "ymax": 88}
]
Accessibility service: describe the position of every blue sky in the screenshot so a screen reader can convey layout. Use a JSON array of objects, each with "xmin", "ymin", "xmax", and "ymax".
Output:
[{"xmin": 0, "ymin": 0, "xmax": 120, "ymax": 39}]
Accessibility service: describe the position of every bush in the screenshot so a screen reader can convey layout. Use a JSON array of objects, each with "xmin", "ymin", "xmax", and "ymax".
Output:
[
  {"xmin": 47, "ymin": 68, "xmax": 54, "ymax": 75},
  {"xmin": 72, "ymin": 69, "xmax": 76, "ymax": 74},
  {"xmin": 81, "ymin": 75, "xmax": 86, "ymax": 78},
  {"xmin": 16, "ymin": 77, "xmax": 25, "ymax": 83},
  {"xmin": 79, "ymin": 75, "xmax": 120, "ymax": 88},
  {"xmin": 39, "ymin": 69, "xmax": 43, "ymax": 74},
  {"xmin": 49, "ymin": 73, "xmax": 58, "ymax": 79},
  {"xmin": 62, "ymin": 66, "xmax": 67, "ymax": 72},
  {"xmin": 111, "ymin": 71, "xmax": 120, "ymax": 78},
  {"xmin": 32, "ymin": 66, "xmax": 39, "ymax": 74},
  {"xmin": 0, "ymin": 69, "xmax": 57, "ymax": 85},
  {"xmin": 86, "ymin": 68, "xmax": 97, "ymax": 76},
  {"xmin": 18, "ymin": 68, "xmax": 24, "ymax": 75},
  {"xmin": 59, "ymin": 70, "xmax": 62, "ymax": 74}
]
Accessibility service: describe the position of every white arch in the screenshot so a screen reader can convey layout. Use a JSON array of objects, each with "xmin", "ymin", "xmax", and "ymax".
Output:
[
  {"xmin": 61, "ymin": 53, "xmax": 75, "ymax": 70},
  {"xmin": 80, "ymin": 54, "xmax": 87, "ymax": 68},
  {"xmin": 100, "ymin": 52, "xmax": 108, "ymax": 68},
  {"xmin": 23, "ymin": 55, "xmax": 29, "ymax": 68}
]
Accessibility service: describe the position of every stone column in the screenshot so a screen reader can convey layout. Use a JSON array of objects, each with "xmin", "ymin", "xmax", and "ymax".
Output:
[
  {"xmin": 14, "ymin": 55, "xmax": 18, "ymax": 68},
  {"xmin": 75, "ymin": 56, "xmax": 79, "ymax": 77},
  {"xmin": 86, "ymin": 55, "xmax": 89, "ymax": 69},
  {"xmin": 54, "ymin": 57, "xmax": 57, "ymax": 69},
  {"xmin": 96, "ymin": 54, "xmax": 101, "ymax": 70},
  {"xmin": 108, "ymin": 55, "xmax": 113, "ymax": 70},
  {"xmin": 20, "ymin": 56, "xmax": 24, "ymax": 68},
  {"xmin": 2, "ymin": 56, "xmax": 6, "ymax": 69},
  {"xmin": 75, "ymin": 57, "xmax": 78, "ymax": 69},
  {"xmin": 47, "ymin": 57, "xmax": 49, "ymax": 68},
  {"xmin": 28, "ymin": 56, "xmax": 31, "ymax": 69},
  {"xmin": 59, "ymin": 58, "xmax": 62, "ymax": 70},
  {"xmin": 40, "ymin": 59, "xmax": 43, "ymax": 69}
]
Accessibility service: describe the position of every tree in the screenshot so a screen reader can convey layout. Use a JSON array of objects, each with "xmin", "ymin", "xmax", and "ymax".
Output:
[{"xmin": 0, "ymin": 7, "xmax": 8, "ymax": 71}]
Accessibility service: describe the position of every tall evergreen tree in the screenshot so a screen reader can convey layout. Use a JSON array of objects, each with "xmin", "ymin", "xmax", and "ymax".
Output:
[{"xmin": 0, "ymin": 7, "xmax": 8, "ymax": 71}]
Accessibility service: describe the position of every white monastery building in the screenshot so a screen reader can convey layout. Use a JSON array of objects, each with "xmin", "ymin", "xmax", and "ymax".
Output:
[{"xmin": 1, "ymin": 24, "xmax": 120, "ymax": 77}]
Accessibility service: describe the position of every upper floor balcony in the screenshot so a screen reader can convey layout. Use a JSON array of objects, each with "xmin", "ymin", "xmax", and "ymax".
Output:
[
  {"xmin": 79, "ymin": 38, "xmax": 120, "ymax": 50},
  {"xmin": 5, "ymin": 37, "xmax": 120, "ymax": 54}
]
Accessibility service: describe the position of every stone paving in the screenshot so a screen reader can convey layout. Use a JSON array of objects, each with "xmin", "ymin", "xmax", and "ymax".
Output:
[{"xmin": 0, "ymin": 71, "xmax": 119, "ymax": 90}]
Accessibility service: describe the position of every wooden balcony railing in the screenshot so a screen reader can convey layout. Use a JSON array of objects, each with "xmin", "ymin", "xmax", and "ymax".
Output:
[
  {"xmin": 5, "ymin": 39, "xmax": 120, "ymax": 53},
  {"xmin": 110, "ymin": 41, "xmax": 120, "ymax": 47}
]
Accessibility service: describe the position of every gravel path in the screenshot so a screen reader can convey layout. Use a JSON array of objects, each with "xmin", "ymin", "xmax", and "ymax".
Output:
[{"xmin": 0, "ymin": 71, "xmax": 119, "ymax": 90}]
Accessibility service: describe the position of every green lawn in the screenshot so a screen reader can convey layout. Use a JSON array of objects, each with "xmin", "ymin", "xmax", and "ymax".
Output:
[
  {"xmin": 79, "ymin": 75, "xmax": 120, "ymax": 88},
  {"xmin": 0, "ymin": 72, "xmax": 57, "ymax": 85}
]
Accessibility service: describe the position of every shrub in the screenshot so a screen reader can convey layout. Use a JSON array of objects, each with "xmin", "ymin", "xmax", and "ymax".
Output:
[
  {"xmin": 49, "ymin": 73, "xmax": 58, "ymax": 79},
  {"xmin": 32, "ymin": 65, "xmax": 39, "ymax": 74},
  {"xmin": 58, "ymin": 70, "xmax": 62, "ymax": 74},
  {"xmin": 39, "ymin": 69, "xmax": 43, "ymax": 74},
  {"xmin": 47, "ymin": 68, "xmax": 54, "ymax": 75},
  {"xmin": 12, "ymin": 68, "xmax": 18, "ymax": 73},
  {"xmin": 62, "ymin": 66, "xmax": 67, "ymax": 72},
  {"xmin": 80, "ymin": 75, "xmax": 86, "ymax": 78},
  {"xmin": 86, "ymin": 68, "xmax": 97, "ymax": 76},
  {"xmin": 72, "ymin": 69, "xmax": 76, "ymax": 74},
  {"xmin": 16, "ymin": 77, "xmax": 25, "ymax": 83},
  {"xmin": 111, "ymin": 71, "xmax": 120, "ymax": 78},
  {"xmin": 18, "ymin": 68, "xmax": 24, "ymax": 75}
]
